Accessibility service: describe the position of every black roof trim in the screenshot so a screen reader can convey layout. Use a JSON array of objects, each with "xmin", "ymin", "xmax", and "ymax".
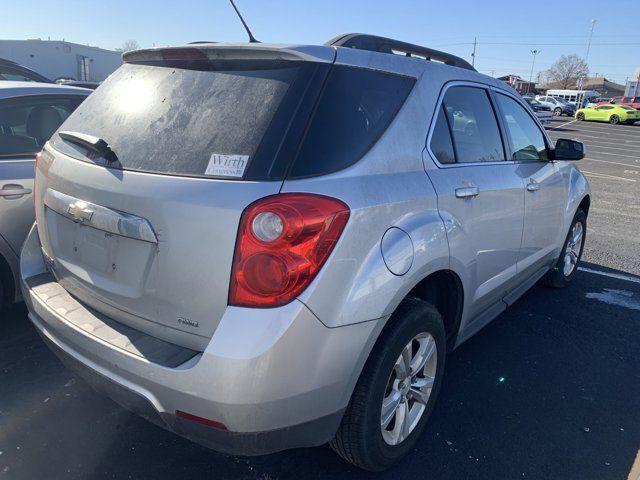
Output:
[{"xmin": 325, "ymin": 33, "xmax": 476, "ymax": 71}]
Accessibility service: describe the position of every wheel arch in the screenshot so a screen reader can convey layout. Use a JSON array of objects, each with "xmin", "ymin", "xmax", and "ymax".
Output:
[
  {"xmin": 578, "ymin": 194, "xmax": 591, "ymax": 216},
  {"xmin": 371, "ymin": 269, "xmax": 464, "ymax": 356},
  {"xmin": 405, "ymin": 269, "xmax": 464, "ymax": 351}
]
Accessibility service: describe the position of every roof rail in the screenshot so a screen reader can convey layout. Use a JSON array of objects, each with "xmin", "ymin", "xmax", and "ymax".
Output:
[{"xmin": 325, "ymin": 33, "xmax": 476, "ymax": 71}]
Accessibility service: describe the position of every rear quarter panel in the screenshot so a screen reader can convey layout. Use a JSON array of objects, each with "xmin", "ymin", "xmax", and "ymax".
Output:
[{"xmin": 283, "ymin": 56, "xmax": 503, "ymax": 329}]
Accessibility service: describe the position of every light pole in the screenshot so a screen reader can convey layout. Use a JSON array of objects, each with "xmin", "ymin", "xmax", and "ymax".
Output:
[
  {"xmin": 585, "ymin": 19, "xmax": 597, "ymax": 65},
  {"xmin": 529, "ymin": 49, "xmax": 541, "ymax": 93}
]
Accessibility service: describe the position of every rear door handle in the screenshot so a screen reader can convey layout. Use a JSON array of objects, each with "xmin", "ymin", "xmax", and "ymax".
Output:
[
  {"xmin": 0, "ymin": 184, "xmax": 32, "ymax": 198},
  {"xmin": 526, "ymin": 180, "xmax": 541, "ymax": 192},
  {"xmin": 455, "ymin": 186, "xmax": 480, "ymax": 199}
]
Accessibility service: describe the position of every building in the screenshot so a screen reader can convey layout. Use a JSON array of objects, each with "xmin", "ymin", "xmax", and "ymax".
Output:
[
  {"xmin": 624, "ymin": 68, "xmax": 640, "ymax": 97},
  {"xmin": 0, "ymin": 39, "xmax": 122, "ymax": 82},
  {"xmin": 537, "ymin": 77, "xmax": 625, "ymax": 98},
  {"xmin": 496, "ymin": 75, "xmax": 536, "ymax": 94}
]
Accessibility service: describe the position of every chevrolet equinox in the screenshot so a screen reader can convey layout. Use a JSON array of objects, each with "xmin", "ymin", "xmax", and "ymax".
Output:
[{"xmin": 21, "ymin": 34, "xmax": 590, "ymax": 471}]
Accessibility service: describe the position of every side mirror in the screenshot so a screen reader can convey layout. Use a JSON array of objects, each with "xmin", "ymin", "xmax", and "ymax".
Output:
[{"xmin": 553, "ymin": 138, "xmax": 585, "ymax": 161}]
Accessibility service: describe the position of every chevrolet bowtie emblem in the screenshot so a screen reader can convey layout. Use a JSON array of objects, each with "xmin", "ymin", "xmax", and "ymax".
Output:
[{"xmin": 67, "ymin": 201, "xmax": 94, "ymax": 223}]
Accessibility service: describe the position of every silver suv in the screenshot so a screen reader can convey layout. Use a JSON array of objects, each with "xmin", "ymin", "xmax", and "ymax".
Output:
[{"xmin": 21, "ymin": 34, "xmax": 590, "ymax": 471}]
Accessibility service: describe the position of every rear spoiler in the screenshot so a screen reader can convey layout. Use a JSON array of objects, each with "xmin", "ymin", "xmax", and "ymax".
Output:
[{"xmin": 123, "ymin": 44, "xmax": 335, "ymax": 64}]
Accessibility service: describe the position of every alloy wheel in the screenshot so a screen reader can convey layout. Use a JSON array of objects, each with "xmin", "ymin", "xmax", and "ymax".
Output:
[
  {"xmin": 563, "ymin": 222, "xmax": 584, "ymax": 276},
  {"xmin": 610, "ymin": 115, "xmax": 620, "ymax": 125},
  {"xmin": 380, "ymin": 332, "xmax": 438, "ymax": 446}
]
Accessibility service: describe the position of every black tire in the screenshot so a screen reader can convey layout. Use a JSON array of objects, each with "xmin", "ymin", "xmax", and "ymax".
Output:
[
  {"xmin": 554, "ymin": 107, "xmax": 562, "ymax": 116},
  {"xmin": 609, "ymin": 115, "xmax": 620, "ymax": 125},
  {"xmin": 576, "ymin": 112, "xmax": 585, "ymax": 121},
  {"xmin": 544, "ymin": 209, "xmax": 587, "ymax": 288},
  {"xmin": 330, "ymin": 298, "xmax": 446, "ymax": 471}
]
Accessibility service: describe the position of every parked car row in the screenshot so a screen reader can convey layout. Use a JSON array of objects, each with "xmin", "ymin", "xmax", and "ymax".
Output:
[
  {"xmin": 597, "ymin": 95, "xmax": 640, "ymax": 110},
  {"xmin": 520, "ymin": 89, "xmax": 639, "ymax": 126}
]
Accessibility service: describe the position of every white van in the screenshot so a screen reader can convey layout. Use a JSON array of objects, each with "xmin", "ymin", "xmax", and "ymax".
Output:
[{"xmin": 546, "ymin": 89, "xmax": 600, "ymax": 108}]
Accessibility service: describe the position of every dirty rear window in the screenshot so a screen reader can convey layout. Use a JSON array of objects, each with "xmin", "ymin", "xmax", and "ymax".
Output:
[{"xmin": 53, "ymin": 62, "xmax": 322, "ymax": 179}]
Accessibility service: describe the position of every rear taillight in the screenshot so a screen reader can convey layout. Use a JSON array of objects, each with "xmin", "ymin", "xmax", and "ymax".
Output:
[
  {"xmin": 229, "ymin": 193, "xmax": 350, "ymax": 308},
  {"xmin": 34, "ymin": 151, "xmax": 41, "ymax": 223}
]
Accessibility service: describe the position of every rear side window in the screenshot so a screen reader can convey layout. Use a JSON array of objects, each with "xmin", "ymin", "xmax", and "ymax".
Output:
[
  {"xmin": 287, "ymin": 66, "xmax": 415, "ymax": 178},
  {"xmin": 54, "ymin": 62, "xmax": 325, "ymax": 179},
  {"xmin": 0, "ymin": 95, "xmax": 84, "ymax": 158},
  {"xmin": 437, "ymin": 86, "xmax": 504, "ymax": 163},
  {"xmin": 495, "ymin": 93, "xmax": 548, "ymax": 161},
  {"xmin": 429, "ymin": 105, "xmax": 455, "ymax": 164}
]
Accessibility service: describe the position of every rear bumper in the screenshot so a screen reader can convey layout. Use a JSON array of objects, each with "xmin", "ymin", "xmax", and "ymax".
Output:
[
  {"xmin": 20, "ymin": 225, "xmax": 379, "ymax": 455},
  {"xmin": 35, "ymin": 326, "xmax": 343, "ymax": 455}
]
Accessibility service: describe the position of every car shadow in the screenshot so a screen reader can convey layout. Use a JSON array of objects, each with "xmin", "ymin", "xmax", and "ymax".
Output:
[{"xmin": 1, "ymin": 264, "xmax": 639, "ymax": 480}]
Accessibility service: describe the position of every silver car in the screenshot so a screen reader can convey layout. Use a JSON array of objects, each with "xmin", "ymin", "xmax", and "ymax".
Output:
[
  {"xmin": 20, "ymin": 34, "xmax": 590, "ymax": 471},
  {"xmin": 0, "ymin": 82, "xmax": 88, "ymax": 308},
  {"xmin": 535, "ymin": 95, "xmax": 576, "ymax": 116}
]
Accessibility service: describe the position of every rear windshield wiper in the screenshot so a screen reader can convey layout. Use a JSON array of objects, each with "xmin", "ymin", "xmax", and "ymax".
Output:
[{"xmin": 58, "ymin": 131, "xmax": 117, "ymax": 162}]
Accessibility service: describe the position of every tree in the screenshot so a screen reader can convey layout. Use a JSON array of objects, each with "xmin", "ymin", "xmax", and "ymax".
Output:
[
  {"xmin": 116, "ymin": 39, "xmax": 140, "ymax": 53},
  {"xmin": 545, "ymin": 54, "xmax": 589, "ymax": 89}
]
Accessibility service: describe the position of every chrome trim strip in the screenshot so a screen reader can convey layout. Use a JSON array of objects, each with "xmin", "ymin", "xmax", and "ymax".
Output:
[{"xmin": 44, "ymin": 188, "xmax": 158, "ymax": 244}]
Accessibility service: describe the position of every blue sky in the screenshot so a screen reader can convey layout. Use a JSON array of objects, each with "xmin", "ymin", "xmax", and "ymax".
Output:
[{"xmin": 4, "ymin": 0, "xmax": 640, "ymax": 84}]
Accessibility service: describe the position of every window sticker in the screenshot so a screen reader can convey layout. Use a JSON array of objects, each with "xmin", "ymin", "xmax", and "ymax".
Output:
[{"xmin": 205, "ymin": 153, "xmax": 249, "ymax": 178}]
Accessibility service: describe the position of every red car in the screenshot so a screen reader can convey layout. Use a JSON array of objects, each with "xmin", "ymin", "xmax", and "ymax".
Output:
[{"xmin": 597, "ymin": 96, "xmax": 640, "ymax": 109}]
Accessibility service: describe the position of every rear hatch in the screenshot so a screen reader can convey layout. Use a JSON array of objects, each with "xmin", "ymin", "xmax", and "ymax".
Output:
[{"xmin": 35, "ymin": 45, "xmax": 334, "ymax": 350}]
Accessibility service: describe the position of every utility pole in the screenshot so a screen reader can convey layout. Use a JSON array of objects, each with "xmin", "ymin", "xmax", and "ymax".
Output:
[
  {"xmin": 585, "ymin": 19, "xmax": 597, "ymax": 65},
  {"xmin": 529, "ymin": 49, "xmax": 541, "ymax": 93},
  {"xmin": 471, "ymin": 37, "xmax": 477, "ymax": 67}
]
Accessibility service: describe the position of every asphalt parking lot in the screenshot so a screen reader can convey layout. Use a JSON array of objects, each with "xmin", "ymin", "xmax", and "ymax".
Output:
[{"xmin": 1, "ymin": 118, "xmax": 639, "ymax": 480}]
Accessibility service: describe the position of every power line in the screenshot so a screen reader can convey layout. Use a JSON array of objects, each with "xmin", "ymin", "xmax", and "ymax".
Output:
[{"xmin": 435, "ymin": 41, "xmax": 640, "ymax": 47}]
